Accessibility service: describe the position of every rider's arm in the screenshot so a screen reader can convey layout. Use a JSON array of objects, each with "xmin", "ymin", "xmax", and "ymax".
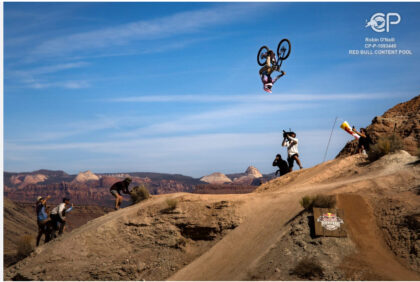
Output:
[{"xmin": 65, "ymin": 204, "xmax": 73, "ymax": 213}]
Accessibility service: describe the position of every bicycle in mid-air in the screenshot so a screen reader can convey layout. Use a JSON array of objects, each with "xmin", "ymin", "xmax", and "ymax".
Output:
[{"xmin": 257, "ymin": 38, "xmax": 291, "ymax": 71}]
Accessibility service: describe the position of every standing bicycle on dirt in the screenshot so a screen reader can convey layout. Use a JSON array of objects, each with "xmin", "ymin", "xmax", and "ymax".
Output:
[{"xmin": 257, "ymin": 39, "xmax": 291, "ymax": 93}]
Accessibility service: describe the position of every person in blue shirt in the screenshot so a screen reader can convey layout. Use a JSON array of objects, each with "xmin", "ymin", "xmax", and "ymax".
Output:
[{"xmin": 36, "ymin": 195, "xmax": 51, "ymax": 246}]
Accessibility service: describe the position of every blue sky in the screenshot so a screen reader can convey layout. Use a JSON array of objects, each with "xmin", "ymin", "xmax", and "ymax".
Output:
[{"xmin": 4, "ymin": 2, "xmax": 420, "ymax": 177}]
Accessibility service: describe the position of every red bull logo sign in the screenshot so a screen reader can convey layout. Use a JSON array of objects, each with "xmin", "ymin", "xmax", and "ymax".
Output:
[{"xmin": 317, "ymin": 213, "xmax": 344, "ymax": 231}]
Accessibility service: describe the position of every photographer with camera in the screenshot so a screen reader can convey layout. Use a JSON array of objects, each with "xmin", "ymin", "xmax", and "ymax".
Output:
[
  {"xmin": 282, "ymin": 130, "xmax": 303, "ymax": 172},
  {"xmin": 272, "ymin": 154, "xmax": 289, "ymax": 177}
]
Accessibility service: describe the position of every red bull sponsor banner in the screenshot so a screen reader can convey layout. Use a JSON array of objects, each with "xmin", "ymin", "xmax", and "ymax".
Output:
[
  {"xmin": 317, "ymin": 212, "xmax": 344, "ymax": 231},
  {"xmin": 313, "ymin": 208, "xmax": 347, "ymax": 237}
]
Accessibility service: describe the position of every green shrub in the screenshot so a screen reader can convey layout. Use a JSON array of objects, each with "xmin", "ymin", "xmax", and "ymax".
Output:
[
  {"xmin": 368, "ymin": 134, "xmax": 403, "ymax": 162},
  {"xmin": 313, "ymin": 194, "xmax": 336, "ymax": 209},
  {"xmin": 291, "ymin": 257, "xmax": 324, "ymax": 279},
  {"xmin": 130, "ymin": 185, "xmax": 150, "ymax": 205},
  {"xmin": 16, "ymin": 235, "xmax": 34, "ymax": 259},
  {"xmin": 299, "ymin": 195, "xmax": 313, "ymax": 210},
  {"xmin": 166, "ymin": 198, "xmax": 178, "ymax": 211},
  {"xmin": 300, "ymin": 194, "xmax": 336, "ymax": 211}
]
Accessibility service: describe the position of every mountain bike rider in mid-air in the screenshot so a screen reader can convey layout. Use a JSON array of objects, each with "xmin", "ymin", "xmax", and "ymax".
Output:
[{"xmin": 259, "ymin": 49, "xmax": 285, "ymax": 93}]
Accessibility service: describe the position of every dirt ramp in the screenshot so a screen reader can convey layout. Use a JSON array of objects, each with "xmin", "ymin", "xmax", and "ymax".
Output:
[
  {"xmin": 338, "ymin": 193, "xmax": 420, "ymax": 280},
  {"xmin": 168, "ymin": 193, "xmax": 303, "ymax": 281}
]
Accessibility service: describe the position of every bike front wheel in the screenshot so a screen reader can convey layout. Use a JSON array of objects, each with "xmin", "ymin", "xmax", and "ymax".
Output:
[
  {"xmin": 277, "ymin": 39, "xmax": 291, "ymax": 60},
  {"xmin": 257, "ymin": 45, "xmax": 269, "ymax": 66}
]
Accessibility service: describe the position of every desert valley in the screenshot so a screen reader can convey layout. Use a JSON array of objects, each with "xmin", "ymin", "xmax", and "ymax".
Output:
[{"xmin": 3, "ymin": 95, "xmax": 420, "ymax": 280}]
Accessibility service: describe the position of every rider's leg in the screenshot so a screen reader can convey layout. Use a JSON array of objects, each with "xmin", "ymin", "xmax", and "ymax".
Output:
[{"xmin": 272, "ymin": 71, "xmax": 286, "ymax": 84}]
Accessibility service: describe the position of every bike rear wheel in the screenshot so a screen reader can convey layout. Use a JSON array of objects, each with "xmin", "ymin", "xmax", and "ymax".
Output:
[
  {"xmin": 257, "ymin": 46, "xmax": 269, "ymax": 66},
  {"xmin": 277, "ymin": 39, "xmax": 291, "ymax": 60}
]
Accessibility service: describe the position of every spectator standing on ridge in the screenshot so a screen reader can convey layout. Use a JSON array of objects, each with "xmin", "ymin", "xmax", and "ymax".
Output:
[
  {"xmin": 36, "ymin": 195, "xmax": 51, "ymax": 246},
  {"xmin": 272, "ymin": 154, "xmax": 289, "ymax": 176},
  {"xmin": 352, "ymin": 127, "xmax": 372, "ymax": 155},
  {"xmin": 50, "ymin": 198, "xmax": 73, "ymax": 238},
  {"xmin": 110, "ymin": 178, "xmax": 132, "ymax": 210},
  {"xmin": 282, "ymin": 131, "xmax": 303, "ymax": 172}
]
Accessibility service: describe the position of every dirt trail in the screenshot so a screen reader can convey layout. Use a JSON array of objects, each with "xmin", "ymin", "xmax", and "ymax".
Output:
[
  {"xmin": 169, "ymin": 153, "xmax": 420, "ymax": 281},
  {"xmin": 169, "ymin": 192, "xmax": 303, "ymax": 280},
  {"xmin": 338, "ymin": 194, "xmax": 419, "ymax": 280}
]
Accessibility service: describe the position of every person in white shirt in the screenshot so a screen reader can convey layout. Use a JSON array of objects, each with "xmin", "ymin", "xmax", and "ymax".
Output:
[
  {"xmin": 50, "ymin": 198, "xmax": 73, "ymax": 238},
  {"xmin": 282, "ymin": 131, "xmax": 303, "ymax": 172}
]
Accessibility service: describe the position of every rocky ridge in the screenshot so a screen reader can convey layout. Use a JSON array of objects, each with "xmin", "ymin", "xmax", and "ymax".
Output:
[{"xmin": 338, "ymin": 95, "xmax": 420, "ymax": 157}]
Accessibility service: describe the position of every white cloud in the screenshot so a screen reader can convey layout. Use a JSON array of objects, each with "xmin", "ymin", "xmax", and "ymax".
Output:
[
  {"xmin": 6, "ymin": 61, "xmax": 91, "ymax": 89},
  {"xmin": 8, "ymin": 61, "xmax": 89, "ymax": 78},
  {"xmin": 108, "ymin": 93, "xmax": 397, "ymax": 103},
  {"xmin": 31, "ymin": 4, "xmax": 264, "ymax": 57},
  {"xmin": 116, "ymin": 102, "xmax": 316, "ymax": 138},
  {"xmin": 28, "ymin": 80, "xmax": 90, "ymax": 89}
]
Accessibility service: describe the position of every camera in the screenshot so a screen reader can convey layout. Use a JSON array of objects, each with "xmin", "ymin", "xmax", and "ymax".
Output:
[{"xmin": 283, "ymin": 129, "xmax": 295, "ymax": 139}]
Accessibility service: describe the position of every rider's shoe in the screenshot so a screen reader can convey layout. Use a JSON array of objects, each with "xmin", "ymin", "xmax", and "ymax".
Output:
[{"xmin": 264, "ymin": 87, "xmax": 272, "ymax": 94}]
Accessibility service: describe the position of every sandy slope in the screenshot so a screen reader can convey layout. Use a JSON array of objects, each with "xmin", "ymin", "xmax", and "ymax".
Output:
[
  {"xmin": 169, "ymin": 152, "xmax": 420, "ymax": 281},
  {"xmin": 4, "ymin": 151, "xmax": 420, "ymax": 281}
]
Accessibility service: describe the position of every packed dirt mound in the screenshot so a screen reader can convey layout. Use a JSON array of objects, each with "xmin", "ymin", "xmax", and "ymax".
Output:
[
  {"xmin": 256, "ymin": 154, "xmax": 363, "ymax": 193},
  {"xmin": 245, "ymin": 210, "xmax": 356, "ymax": 280},
  {"xmin": 5, "ymin": 195, "xmax": 242, "ymax": 281},
  {"xmin": 338, "ymin": 94, "xmax": 420, "ymax": 157},
  {"xmin": 4, "ymin": 151, "xmax": 420, "ymax": 281}
]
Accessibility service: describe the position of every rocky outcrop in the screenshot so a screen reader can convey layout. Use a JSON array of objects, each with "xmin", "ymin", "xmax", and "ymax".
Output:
[
  {"xmin": 232, "ymin": 166, "xmax": 263, "ymax": 185},
  {"xmin": 245, "ymin": 166, "xmax": 263, "ymax": 178},
  {"xmin": 9, "ymin": 174, "xmax": 48, "ymax": 188},
  {"xmin": 337, "ymin": 95, "xmax": 420, "ymax": 157},
  {"xmin": 73, "ymin": 170, "xmax": 100, "ymax": 183},
  {"xmin": 200, "ymin": 173, "xmax": 232, "ymax": 185}
]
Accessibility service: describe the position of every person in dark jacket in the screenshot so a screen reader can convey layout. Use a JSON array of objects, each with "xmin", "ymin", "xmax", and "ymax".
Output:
[
  {"xmin": 110, "ymin": 178, "xmax": 132, "ymax": 210},
  {"xmin": 352, "ymin": 127, "xmax": 372, "ymax": 154},
  {"xmin": 272, "ymin": 154, "xmax": 289, "ymax": 176}
]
